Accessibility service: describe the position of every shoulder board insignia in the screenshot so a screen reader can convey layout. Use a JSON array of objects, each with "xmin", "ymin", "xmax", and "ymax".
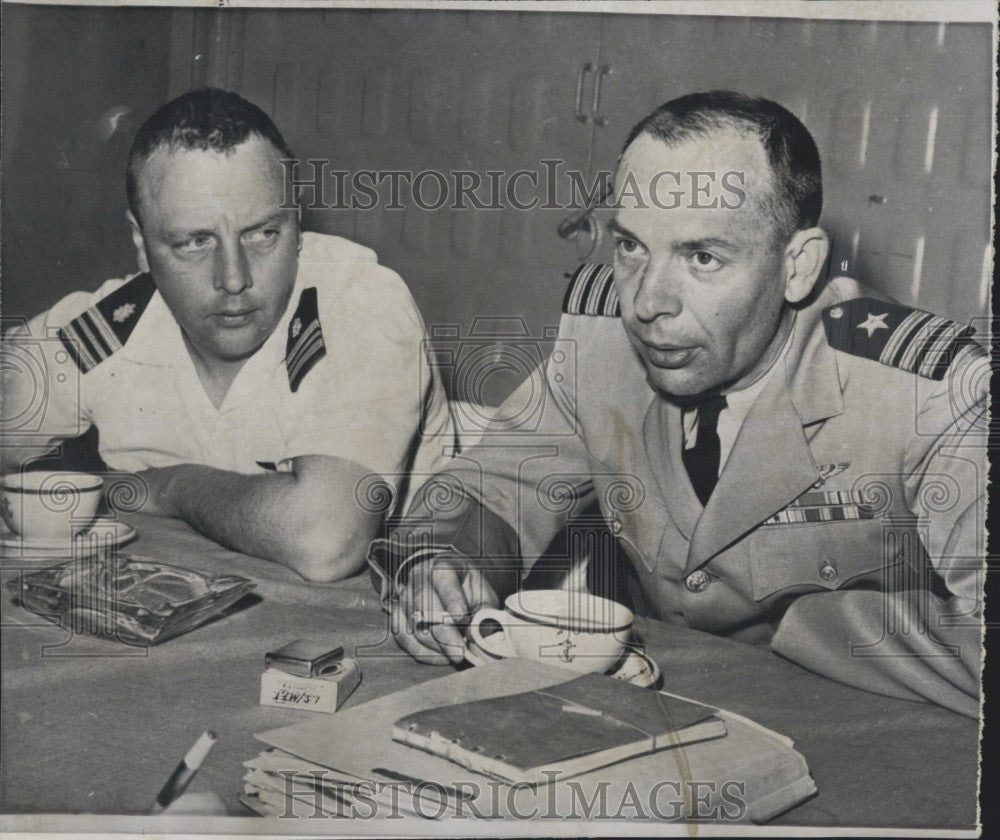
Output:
[
  {"xmin": 285, "ymin": 287, "xmax": 326, "ymax": 393},
  {"xmin": 822, "ymin": 297, "xmax": 982, "ymax": 381},
  {"xmin": 563, "ymin": 263, "xmax": 620, "ymax": 317},
  {"xmin": 58, "ymin": 273, "xmax": 156, "ymax": 372}
]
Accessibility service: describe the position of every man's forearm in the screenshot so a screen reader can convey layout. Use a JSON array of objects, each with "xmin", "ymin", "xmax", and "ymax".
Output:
[
  {"xmin": 151, "ymin": 458, "xmax": 380, "ymax": 581},
  {"xmin": 158, "ymin": 465, "xmax": 299, "ymax": 560}
]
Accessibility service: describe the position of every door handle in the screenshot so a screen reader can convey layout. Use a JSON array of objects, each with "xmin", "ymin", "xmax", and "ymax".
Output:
[
  {"xmin": 575, "ymin": 63, "xmax": 593, "ymax": 124},
  {"xmin": 592, "ymin": 64, "xmax": 611, "ymax": 127}
]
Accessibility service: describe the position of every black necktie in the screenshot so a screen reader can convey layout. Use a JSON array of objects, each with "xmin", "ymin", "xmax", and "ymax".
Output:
[{"xmin": 682, "ymin": 394, "xmax": 728, "ymax": 507}]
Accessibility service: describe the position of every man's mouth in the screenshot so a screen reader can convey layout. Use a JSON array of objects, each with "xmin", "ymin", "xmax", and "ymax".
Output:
[
  {"xmin": 213, "ymin": 309, "xmax": 258, "ymax": 328},
  {"xmin": 640, "ymin": 340, "xmax": 697, "ymax": 368}
]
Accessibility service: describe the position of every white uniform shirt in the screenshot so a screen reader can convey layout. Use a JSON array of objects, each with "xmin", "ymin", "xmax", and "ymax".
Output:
[{"xmin": 2, "ymin": 232, "xmax": 455, "ymax": 510}]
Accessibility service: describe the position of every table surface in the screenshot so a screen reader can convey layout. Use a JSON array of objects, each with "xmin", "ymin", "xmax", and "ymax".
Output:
[{"xmin": 0, "ymin": 513, "xmax": 981, "ymax": 829}]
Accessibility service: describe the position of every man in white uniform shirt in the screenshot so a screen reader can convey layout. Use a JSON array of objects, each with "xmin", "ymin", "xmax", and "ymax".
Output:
[{"xmin": 1, "ymin": 88, "xmax": 454, "ymax": 582}]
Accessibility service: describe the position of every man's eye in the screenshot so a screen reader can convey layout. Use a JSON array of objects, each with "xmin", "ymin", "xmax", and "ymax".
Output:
[
  {"xmin": 689, "ymin": 251, "xmax": 723, "ymax": 272},
  {"xmin": 243, "ymin": 228, "xmax": 280, "ymax": 247},
  {"xmin": 174, "ymin": 235, "xmax": 213, "ymax": 253},
  {"xmin": 614, "ymin": 237, "xmax": 642, "ymax": 257}
]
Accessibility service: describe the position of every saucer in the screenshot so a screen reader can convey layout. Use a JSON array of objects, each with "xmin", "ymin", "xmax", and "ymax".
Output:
[
  {"xmin": 463, "ymin": 642, "xmax": 661, "ymax": 688},
  {"xmin": 605, "ymin": 646, "xmax": 661, "ymax": 688},
  {"xmin": 0, "ymin": 517, "xmax": 137, "ymax": 561}
]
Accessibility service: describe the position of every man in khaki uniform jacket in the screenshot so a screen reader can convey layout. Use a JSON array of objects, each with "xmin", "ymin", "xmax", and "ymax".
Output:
[{"xmin": 374, "ymin": 91, "xmax": 987, "ymax": 718}]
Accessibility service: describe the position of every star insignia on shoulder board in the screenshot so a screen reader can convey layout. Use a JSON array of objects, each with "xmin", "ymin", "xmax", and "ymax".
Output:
[
  {"xmin": 824, "ymin": 296, "xmax": 982, "ymax": 381},
  {"xmin": 856, "ymin": 312, "xmax": 889, "ymax": 337},
  {"xmin": 291, "ymin": 317, "xmax": 302, "ymax": 339},
  {"xmin": 112, "ymin": 303, "xmax": 136, "ymax": 323}
]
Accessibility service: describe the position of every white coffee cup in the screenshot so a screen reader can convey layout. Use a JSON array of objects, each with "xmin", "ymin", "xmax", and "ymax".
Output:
[
  {"xmin": 0, "ymin": 471, "xmax": 104, "ymax": 540},
  {"xmin": 467, "ymin": 589, "xmax": 634, "ymax": 674}
]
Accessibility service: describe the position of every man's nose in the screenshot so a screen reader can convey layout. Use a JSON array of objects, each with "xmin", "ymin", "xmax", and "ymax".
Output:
[
  {"xmin": 214, "ymin": 241, "xmax": 253, "ymax": 295},
  {"xmin": 633, "ymin": 260, "xmax": 682, "ymax": 322}
]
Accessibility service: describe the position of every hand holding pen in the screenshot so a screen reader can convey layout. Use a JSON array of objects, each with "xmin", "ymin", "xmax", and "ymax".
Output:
[{"xmin": 393, "ymin": 554, "xmax": 500, "ymax": 665}]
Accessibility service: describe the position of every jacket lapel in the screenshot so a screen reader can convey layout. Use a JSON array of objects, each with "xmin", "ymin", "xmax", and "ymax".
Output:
[
  {"xmin": 642, "ymin": 395, "xmax": 702, "ymax": 539},
  {"xmin": 685, "ymin": 301, "xmax": 847, "ymax": 572},
  {"xmin": 686, "ymin": 376, "xmax": 817, "ymax": 571}
]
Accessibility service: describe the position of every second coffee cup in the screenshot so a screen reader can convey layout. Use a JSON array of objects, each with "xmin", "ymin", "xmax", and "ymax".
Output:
[{"xmin": 0, "ymin": 471, "xmax": 104, "ymax": 540}]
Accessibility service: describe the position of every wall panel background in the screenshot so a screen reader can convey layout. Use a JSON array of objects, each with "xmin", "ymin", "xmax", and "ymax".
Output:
[
  {"xmin": 2, "ymin": 7, "xmax": 992, "ymax": 402},
  {"xmin": 1, "ymin": 4, "xmax": 174, "ymax": 324}
]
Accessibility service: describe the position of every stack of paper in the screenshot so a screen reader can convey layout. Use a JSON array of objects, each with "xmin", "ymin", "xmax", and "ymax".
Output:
[
  {"xmin": 242, "ymin": 659, "xmax": 816, "ymax": 823},
  {"xmin": 241, "ymin": 748, "xmax": 471, "ymax": 818}
]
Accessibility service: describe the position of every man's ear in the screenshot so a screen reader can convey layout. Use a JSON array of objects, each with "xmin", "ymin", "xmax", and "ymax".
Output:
[
  {"xmin": 783, "ymin": 227, "xmax": 830, "ymax": 304},
  {"xmin": 127, "ymin": 211, "xmax": 150, "ymax": 274}
]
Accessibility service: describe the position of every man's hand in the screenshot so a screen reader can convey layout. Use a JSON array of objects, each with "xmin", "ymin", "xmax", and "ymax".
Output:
[{"xmin": 392, "ymin": 553, "xmax": 500, "ymax": 665}]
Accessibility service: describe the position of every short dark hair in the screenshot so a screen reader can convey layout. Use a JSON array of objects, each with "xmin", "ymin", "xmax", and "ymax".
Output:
[
  {"xmin": 126, "ymin": 88, "xmax": 294, "ymax": 225},
  {"xmin": 621, "ymin": 90, "xmax": 822, "ymax": 242}
]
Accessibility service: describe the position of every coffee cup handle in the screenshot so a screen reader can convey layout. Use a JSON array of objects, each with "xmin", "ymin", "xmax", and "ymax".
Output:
[{"xmin": 467, "ymin": 607, "xmax": 516, "ymax": 659}]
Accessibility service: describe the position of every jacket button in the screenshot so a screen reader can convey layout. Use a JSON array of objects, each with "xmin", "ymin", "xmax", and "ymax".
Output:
[
  {"xmin": 820, "ymin": 563, "xmax": 839, "ymax": 582},
  {"xmin": 610, "ymin": 517, "xmax": 622, "ymax": 535},
  {"xmin": 685, "ymin": 570, "xmax": 710, "ymax": 593}
]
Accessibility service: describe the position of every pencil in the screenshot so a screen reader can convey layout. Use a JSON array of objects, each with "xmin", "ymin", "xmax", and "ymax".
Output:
[{"xmin": 151, "ymin": 730, "xmax": 217, "ymax": 814}]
